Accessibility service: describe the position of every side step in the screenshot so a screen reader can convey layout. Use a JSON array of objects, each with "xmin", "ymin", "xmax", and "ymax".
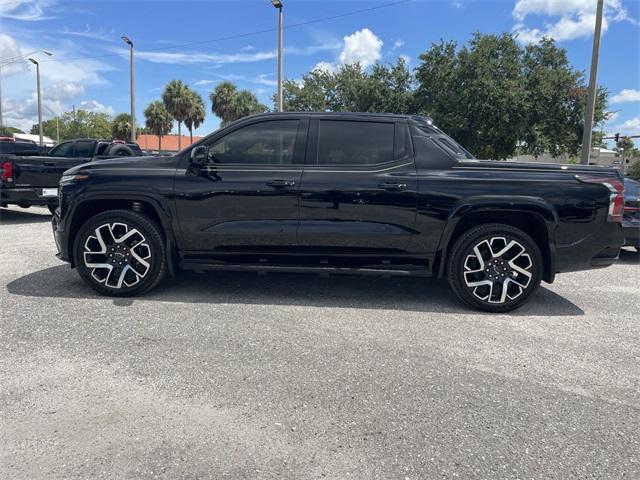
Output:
[{"xmin": 179, "ymin": 260, "xmax": 433, "ymax": 277}]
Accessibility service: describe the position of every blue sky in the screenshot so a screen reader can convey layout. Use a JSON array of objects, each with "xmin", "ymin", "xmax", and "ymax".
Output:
[{"xmin": 1, "ymin": 0, "xmax": 639, "ymax": 143}]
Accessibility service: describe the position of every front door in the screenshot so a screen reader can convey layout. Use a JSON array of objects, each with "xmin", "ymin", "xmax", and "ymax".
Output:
[
  {"xmin": 297, "ymin": 117, "xmax": 418, "ymax": 252},
  {"xmin": 174, "ymin": 116, "xmax": 307, "ymax": 252}
]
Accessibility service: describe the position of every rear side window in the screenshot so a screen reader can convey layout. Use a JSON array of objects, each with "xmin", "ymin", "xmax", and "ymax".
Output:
[
  {"xmin": 14, "ymin": 142, "xmax": 39, "ymax": 155},
  {"xmin": 74, "ymin": 141, "xmax": 94, "ymax": 157},
  {"xmin": 49, "ymin": 142, "xmax": 74, "ymax": 157},
  {"xmin": 0, "ymin": 142, "xmax": 15, "ymax": 154},
  {"xmin": 624, "ymin": 178, "xmax": 639, "ymax": 196},
  {"xmin": 317, "ymin": 120, "xmax": 394, "ymax": 166}
]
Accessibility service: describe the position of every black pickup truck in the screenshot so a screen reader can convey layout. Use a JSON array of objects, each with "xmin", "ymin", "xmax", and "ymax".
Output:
[
  {"xmin": 1, "ymin": 138, "xmax": 142, "ymax": 214},
  {"xmin": 51, "ymin": 112, "xmax": 625, "ymax": 312}
]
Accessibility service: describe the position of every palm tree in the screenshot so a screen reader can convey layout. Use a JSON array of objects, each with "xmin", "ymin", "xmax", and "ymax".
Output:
[
  {"xmin": 111, "ymin": 113, "xmax": 132, "ymax": 140},
  {"xmin": 162, "ymin": 80, "xmax": 191, "ymax": 149},
  {"xmin": 143, "ymin": 101, "xmax": 173, "ymax": 153},
  {"xmin": 210, "ymin": 81, "xmax": 268, "ymax": 126},
  {"xmin": 184, "ymin": 91, "xmax": 206, "ymax": 144}
]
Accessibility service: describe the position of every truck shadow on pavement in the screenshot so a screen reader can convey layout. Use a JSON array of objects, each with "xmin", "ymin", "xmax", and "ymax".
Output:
[
  {"xmin": 0, "ymin": 207, "xmax": 52, "ymax": 225},
  {"xmin": 7, "ymin": 265, "xmax": 584, "ymax": 316}
]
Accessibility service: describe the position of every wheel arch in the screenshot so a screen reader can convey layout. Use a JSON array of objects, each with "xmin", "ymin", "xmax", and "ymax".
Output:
[
  {"xmin": 435, "ymin": 197, "xmax": 559, "ymax": 283},
  {"xmin": 66, "ymin": 194, "xmax": 178, "ymax": 274}
]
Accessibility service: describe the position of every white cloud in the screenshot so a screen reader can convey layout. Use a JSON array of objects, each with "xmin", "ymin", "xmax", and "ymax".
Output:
[
  {"xmin": 310, "ymin": 28, "xmax": 384, "ymax": 74},
  {"xmin": 338, "ymin": 28, "xmax": 383, "ymax": 68},
  {"xmin": 60, "ymin": 25, "xmax": 116, "ymax": 42},
  {"xmin": 79, "ymin": 100, "xmax": 115, "ymax": 116},
  {"xmin": 612, "ymin": 117, "xmax": 640, "ymax": 133},
  {"xmin": 610, "ymin": 89, "xmax": 640, "ymax": 104},
  {"xmin": 392, "ymin": 39, "xmax": 405, "ymax": 50},
  {"xmin": 134, "ymin": 43, "xmax": 339, "ymax": 66},
  {"xmin": 512, "ymin": 0, "xmax": 636, "ymax": 43},
  {"xmin": 312, "ymin": 61, "xmax": 337, "ymax": 74},
  {"xmin": 0, "ymin": 30, "xmax": 113, "ymax": 132},
  {"xmin": 0, "ymin": 0, "xmax": 55, "ymax": 21}
]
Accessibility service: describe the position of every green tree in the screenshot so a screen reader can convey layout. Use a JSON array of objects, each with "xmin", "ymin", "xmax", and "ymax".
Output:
[
  {"xmin": 281, "ymin": 58, "xmax": 414, "ymax": 114},
  {"xmin": 210, "ymin": 81, "xmax": 267, "ymax": 126},
  {"xmin": 415, "ymin": 33, "xmax": 526, "ymax": 159},
  {"xmin": 111, "ymin": 113, "xmax": 132, "ymax": 140},
  {"xmin": 616, "ymin": 136, "xmax": 635, "ymax": 156},
  {"xmin": 0, "ymin": 126, "xmax": 23, "ymax": 136},
  {"xmin": 629, "ymin": 159, "xmax": 640, "ymax": 181},
  {"xmin": 143, "ymin": 101, "xmax": 173, "ymax": 152},
  {"xmin": 184, "ymin": 91, "xmax": 206, "ymax": 143},
  {"xmin": 162, "ymin": 80, "xmax": 191, "ymax": 149},
  {"xmin": 31, "ymin": 110, "xmax": 112, "ymax": 141}
]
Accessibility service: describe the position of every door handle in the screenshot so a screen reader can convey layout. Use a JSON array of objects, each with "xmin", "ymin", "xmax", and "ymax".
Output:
[
  {"xmin": 266, "ymin": 179, "xmax": 296, "ymax": 188},
  {"xmin": 379, "ymin": 182, "xmax": 407, "ymax": 191},
  {"xmin": 43, "ymin": 161, "xmax": 56, "ymax": 166}
]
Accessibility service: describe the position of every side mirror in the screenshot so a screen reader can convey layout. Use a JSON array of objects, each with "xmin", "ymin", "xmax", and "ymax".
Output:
[{"xmin": 190, "ymin": 145, "xmax": 208, "ymax": 166}]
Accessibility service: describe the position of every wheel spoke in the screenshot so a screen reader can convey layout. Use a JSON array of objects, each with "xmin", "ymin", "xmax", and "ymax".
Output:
[
  {"xmin": 83, "ymin": 221, "xmax": 151, "ymax": 290},
  {"xmin": 462, "ymin": 235, "xmax": 534, "ymax": 305}
]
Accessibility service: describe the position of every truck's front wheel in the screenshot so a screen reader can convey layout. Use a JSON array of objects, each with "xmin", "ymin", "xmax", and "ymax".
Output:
[
  {"xmin": 73, "ymin": 209, "xmax": 167, "ymax": 296},
  {"xmin": 447, "ymin": 223, "xmax": 543, "ymax": 312}
]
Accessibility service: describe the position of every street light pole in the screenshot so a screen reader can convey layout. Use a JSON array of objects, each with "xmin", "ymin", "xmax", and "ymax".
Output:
[
  {"xmin": 272, "ymin": 0, "xmax": 283, "ymax": 112},
  {"xmin": 121, "ymin": 36, "xmax": 136, "ymax": 143},
  {"xmin": 580, "ymin": 0, "xmax": 604, "ymax": 165},
  {"xmin": 28, "ymin": 58, "xmax": 43, "ymax": 146}
]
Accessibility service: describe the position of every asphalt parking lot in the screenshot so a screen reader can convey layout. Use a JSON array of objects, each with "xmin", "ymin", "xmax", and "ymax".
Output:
[{"xmin": 1, "ymin": 205, "xmax": 639, "ymax": 479}]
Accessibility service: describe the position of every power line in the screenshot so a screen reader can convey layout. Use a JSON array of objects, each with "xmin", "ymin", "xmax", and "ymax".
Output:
[{"xmin": 9, "ymin": 0, "xmax": 410, "ymax": 65}]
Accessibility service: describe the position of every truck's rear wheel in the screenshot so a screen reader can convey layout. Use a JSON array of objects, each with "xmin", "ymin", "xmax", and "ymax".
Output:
[
  {"xmin": 73, "ymin": 209, "xmax": 166, "ymax": 296},
  {"xmin": 447, "ymin": 223, "xmax": 542, "ymax": 312}
]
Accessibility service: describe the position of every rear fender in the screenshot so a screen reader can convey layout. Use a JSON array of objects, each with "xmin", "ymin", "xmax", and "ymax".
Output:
[{"xmin": 435, "ymin": 196, "xmax": 559, "ymax": 282}]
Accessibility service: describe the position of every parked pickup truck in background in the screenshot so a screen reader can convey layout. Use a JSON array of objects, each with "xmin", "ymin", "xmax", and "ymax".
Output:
[
  {"xmin": 1, "ymin": 138, "xmax": 142, "ymax": 214},
  {"xmin": 51, "ymin": 112, "xmax": 625, "ymax": 312}
]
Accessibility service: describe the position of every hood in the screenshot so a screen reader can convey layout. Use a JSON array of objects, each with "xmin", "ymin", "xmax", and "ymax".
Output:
[{"xmin": 64, "ymin": 154, "xmax": 180, "ymax": 175}]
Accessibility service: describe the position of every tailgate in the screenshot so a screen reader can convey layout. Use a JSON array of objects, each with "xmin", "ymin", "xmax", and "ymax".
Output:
[{"xmin": 11, "ymin": 156, "xmax": 85, "ymax": 187}]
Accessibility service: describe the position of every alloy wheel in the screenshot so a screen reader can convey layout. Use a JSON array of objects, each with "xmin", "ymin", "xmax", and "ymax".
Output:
[
  {"xmin": 83, "ymin": 222, "xmax": 151, "ymax": 289},
  {"xmin": 462, "ymin": 236, "xmax": 533, "ymax": 304}
]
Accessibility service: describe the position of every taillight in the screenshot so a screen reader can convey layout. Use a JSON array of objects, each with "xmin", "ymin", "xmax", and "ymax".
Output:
[
  {"xmin": 0, "ymin": 161, "xmax": 13, "ymax": 183},
  {"xmin": 576, "ymin": 175, "xmax": 625, "ymax": 222}
]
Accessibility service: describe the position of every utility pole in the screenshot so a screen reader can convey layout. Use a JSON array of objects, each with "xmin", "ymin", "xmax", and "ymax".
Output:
[
  {"xmin": 580, "ymin": 0, "xmax": 604, "ymax": 165},
  {"xmin": 272, "ymin": 0, "xmax": 284, "ymax": 112},
  {"xmin": 121, "ymin": 36, "xmax": 136, "ymax": 143}
]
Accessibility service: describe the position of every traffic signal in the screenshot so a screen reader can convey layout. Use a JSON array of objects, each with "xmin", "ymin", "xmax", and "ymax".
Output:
[{"xmin": 614, "ymin": 133, "xmax": 620, "ymax": 142}]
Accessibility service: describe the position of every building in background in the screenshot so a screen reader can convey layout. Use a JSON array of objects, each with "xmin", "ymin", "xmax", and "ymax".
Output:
[
  {"xmin": 13, "ymin": 133, "xmax": 56, "ymax": 147},
  {"xmin": 136, "ymin": 134, "xmax": 203, "ymax": 154}
]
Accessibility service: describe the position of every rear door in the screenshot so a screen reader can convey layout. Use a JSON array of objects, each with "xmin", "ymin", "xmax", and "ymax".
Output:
[
  {"xmin": 297, "ymin": 116, "xmax": 418, "ymax": 252},
  {"xmin": 14, "ymin": 140, "xmax": 95, "ymax": 187}
]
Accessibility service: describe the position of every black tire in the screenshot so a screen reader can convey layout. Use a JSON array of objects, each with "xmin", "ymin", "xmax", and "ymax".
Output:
[
  {"xmin": 106, "ymin": 143, "xmax": 134, "ymax": 157},
  {"xmin": 447, "ymin": 223, "xmax": 543, "ymax": 312},
  {"xmin": 48, "ymin": 204, "xmax": 57, "ymax": 215},
  {"xmin": 73, "ymin": 209, "xmax": 166, "ymax": 296}
]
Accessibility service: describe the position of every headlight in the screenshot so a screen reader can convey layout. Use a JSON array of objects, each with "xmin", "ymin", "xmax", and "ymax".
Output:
[{"xmin": 60, "ymin": 174, "xmax": 88, "ymax": 184}]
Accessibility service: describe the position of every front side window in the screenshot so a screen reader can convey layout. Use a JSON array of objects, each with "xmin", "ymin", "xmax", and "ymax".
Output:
[
  {"xmin": 49, "ymin": 142, "xmax": 74, "ymax": 157},
  {"xmin": 317, "ymin": 120, "xmax": 394, "ymax": 166},
  {"xmin": 207, "ymin": 120, "xmax": 300, "ymax": 165}
]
